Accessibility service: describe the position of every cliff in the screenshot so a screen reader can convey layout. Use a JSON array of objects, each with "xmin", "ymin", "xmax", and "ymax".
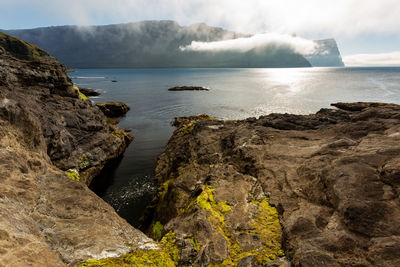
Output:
[
  {"xmin": 4, "ymin": 21, "xmax": 312, "ymax": 68},
  {"xmin": 0, "ymin": 32, "xmax": 133, "ymax": 185},
  {"xmin": 306, "ymin": 38, "xmax": 345, "ymax": 67},
  {"xmin": 143, "ymin": 104, "xmax": 400, "ymax": 266},
  {"xmin": 0, "ymin": 32, "xmax": 173, "ymax": 266}
]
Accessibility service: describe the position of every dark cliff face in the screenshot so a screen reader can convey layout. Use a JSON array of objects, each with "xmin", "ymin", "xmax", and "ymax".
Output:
[
  {"xmin": 4, "ymin": 21, "xmax": 312, "ymax": 68},
  {"xmin": 0, "ymin": 32, "xmax": 132, "ymax": 185},
  {"xmin": 143, "ymin": 103, "xmax": 400, "ymax": 266}
]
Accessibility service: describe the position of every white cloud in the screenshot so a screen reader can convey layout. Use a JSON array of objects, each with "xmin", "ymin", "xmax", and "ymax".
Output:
[
  {"xmin": 180, "ymin": 33, "xmax": 318, "ymax": 55},
  {"xmin": 1, "ymin": 0, "xmax": 400, "ymax": 38},
  {"xmin": 343, "ymin": 51, "xmax": 400, "ymax": 66}
]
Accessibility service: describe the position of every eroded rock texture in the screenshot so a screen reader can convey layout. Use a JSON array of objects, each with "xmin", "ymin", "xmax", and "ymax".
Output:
[
  {"xmin": 144, "ymin": 104, "xmax": 400, "ymax": 266},
  {"xmin": 0, "ymin": 32, "xmax": 160, "ymax": 266},
  {"xmin": 0, "ymin": 32, "xmax": 132, "ymax": 184}
]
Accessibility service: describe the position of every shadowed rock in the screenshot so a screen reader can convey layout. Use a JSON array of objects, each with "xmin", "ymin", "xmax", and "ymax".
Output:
[
  {"xmin": 79, "ymin": 87, "xmax": 100, "ymax": 96},
  {"xmin": 96, "ymin": 102, "xmax": 130, "ymax": 117}
]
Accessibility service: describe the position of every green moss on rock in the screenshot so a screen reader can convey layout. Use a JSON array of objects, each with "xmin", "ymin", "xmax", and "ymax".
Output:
[
  {"xmin": 153, "ymin": 221, "xmax": 164, "ymax": 241},
  {"xmin": 77, "ymin": 248, "xmax": 176, "ymax": 267}
]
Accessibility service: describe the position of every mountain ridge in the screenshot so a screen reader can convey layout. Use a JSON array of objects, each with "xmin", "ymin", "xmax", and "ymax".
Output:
[{"xmin": 3, "ymin": 21, "xmax": 344, "ymax": 68}]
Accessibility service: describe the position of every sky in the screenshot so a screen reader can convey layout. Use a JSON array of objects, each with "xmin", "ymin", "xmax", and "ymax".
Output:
[{"xmin": 1, "ymin": 0, "xmax": 400, "ymax": 66}]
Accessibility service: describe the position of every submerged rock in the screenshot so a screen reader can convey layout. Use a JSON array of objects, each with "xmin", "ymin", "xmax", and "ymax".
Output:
[
  {"xmin": 143, "ymin": 103, "xmax": 400, "ymax": 266},
  {"xmin": 0, "ymin": 32, "xmax": 158, "ymax": 266},
  {"xmin": 96, "ymin": 102, "xmax": 130, "ymax": 118},
  {"xmin": 168, "ymin": 86, "xmax": 209, "ymax": 91}
]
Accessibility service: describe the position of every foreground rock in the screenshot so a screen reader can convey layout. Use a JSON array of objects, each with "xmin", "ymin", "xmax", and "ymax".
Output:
[
  {"xmin": 0, "ymin": 100, "xmax": 159, "ymax": 266},
  {"xmin": 79, "ymin": 87, "xmax": 101, "ymax": 96},
  {"xmin": 96, "ymin": 102, "xmax": 130, "ymax": 118},
  {"xmin": 0, "ymin": 32, "xmax": 132, "ymax": 185},
  {"xmin": 168, "ymin": 86, "xmax": 209, "ymax": 91},
  {"xmin": 143, "ymin": 103, "xmax": 400, "ymax": 266},
  {"xmin": 0, "ymin": 32, "xmax": 169, "ymax": 266}
]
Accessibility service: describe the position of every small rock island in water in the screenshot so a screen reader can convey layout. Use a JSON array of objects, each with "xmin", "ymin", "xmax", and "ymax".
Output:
[
  {"xmin": 168, "ymin": 86, "xmax": 209, "ymax": 91},
  {"xmin": 1, "ymin": 31, "xmax": 400, "ymax": 267}
]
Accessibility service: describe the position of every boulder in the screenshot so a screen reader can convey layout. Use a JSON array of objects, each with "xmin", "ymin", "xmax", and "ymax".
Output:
[
  {"xmin": 96, "ymin": 102, "xmax": 130, "ymax": 117},
  {"xmin": 79, "ymin": 87, "xmax": 100, "ymax": 96}
]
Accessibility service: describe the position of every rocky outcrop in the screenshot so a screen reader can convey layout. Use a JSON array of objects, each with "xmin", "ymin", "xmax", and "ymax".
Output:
[
  {"xmin": 96, "ymin": 102, "xmax": 130, "ymax": 118},
  {"xmin": 144, "ymin": 103, "xmax": 400, "ymax": 266},
  {"xmin": 168, "ymin": 86, "xmax": 209, "ymax": 91},
  {"xmin": 0, "ymin": 32, "xmax": 132, "ymax": 185},
  {"xmin": 79, "ymin": 87, "xmax": 100, "ymax": 96},
  {"xmin": 0, "ymin": 32, "xmax": 167, "ymax": 266}
]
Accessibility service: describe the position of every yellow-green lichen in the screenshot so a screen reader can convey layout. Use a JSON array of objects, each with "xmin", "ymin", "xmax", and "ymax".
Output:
[
  {"xmin": 181, "ymin": 186, "xmax": 283, "ymax": 266},
  {"xmin": 77, "ymin": 248, "xmax": 176, "ymax": 267},
  {"xmin": 153, "ymin": 221, "xmax": 164, "ymax": 241},
  {"xmin": 78, "ymin": 154, "xmax": 90, "ymax": 169},
  {"xmin": 250, "ymin": 198, "xmax": 285, "ymax": 263},
  {"xmin": 190, "ymin": 237, "xmax": 200, "ymax": 252},
  {"xmin": 73, "ymin": 84, "xmax": 89, "ymax": 101},
  {"xmin": 160, "ymin": 232, "xmax": 180, "ymax": 265},
  {"xmin": 66, "ymin": 169, "xmax": 80, "ymax": 181}
]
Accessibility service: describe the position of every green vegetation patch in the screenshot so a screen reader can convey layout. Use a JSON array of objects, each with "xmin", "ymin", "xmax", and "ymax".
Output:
[
  {"xmin": 73, "ymin": 84, "xmax": 89, "ymax": 101},
  {"xmin": 78, "ymin": 154, "xmax": 90, "ymax": 169},
  {"xmin": 77, "ymin": 248, "xmax": 176, "ymax": 267},
  {"xmin": 153, "ymin": 221, "xmax": 164, "ymax": 241},
  {"xmin": 66, "ymin": 169, "xmax": 80, "ymax": 181}
]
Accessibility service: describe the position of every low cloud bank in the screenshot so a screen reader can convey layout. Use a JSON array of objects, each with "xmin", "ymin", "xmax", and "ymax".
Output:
[
  {"xmin": 180, "ymin": 33, "xmax": 318, "ymax": 55},
  {"xmin": 343, "ymin": 51, "xmax": 400, "ymax": 66}
]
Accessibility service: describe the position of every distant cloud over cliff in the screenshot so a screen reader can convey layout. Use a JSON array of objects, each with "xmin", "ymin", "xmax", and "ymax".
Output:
[
  {"xmin": 343, "ymin": 51, "xmax": 400, "ymax": 66},
  {"xmin": 180, "ymin": 33, "xmax": 318, "ymax": 55}
]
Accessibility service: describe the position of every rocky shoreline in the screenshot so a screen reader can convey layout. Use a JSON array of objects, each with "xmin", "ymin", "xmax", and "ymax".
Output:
[
  {"xmin": 143, "ymin": 103, "xmax": 400, "ymax": 266},
  {"xmin": 0, "ymin": 32, "xmax": 167, "ymax": 266},
  {"xmin": 1, "ymin": 32, "xmax": 400, "ymax": 266}
]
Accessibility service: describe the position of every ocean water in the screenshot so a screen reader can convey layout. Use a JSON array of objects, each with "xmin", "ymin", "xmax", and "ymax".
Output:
[{"xmin": 70, "ymin": 67, "xmax": 400, "ymax": 226}]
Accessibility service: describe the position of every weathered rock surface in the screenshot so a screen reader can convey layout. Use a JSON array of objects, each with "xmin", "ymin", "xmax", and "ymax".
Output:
[
  {"xmin": 168, "ymin": 86, "xmax": 209, "ymax": 91},
  {"xmin": 0, "ymin": 32, "xmax": 166, "ymax": 266},
  {"xmin": 96, "ymin": 102, "xmax": 130, "ymax": 118},
  {"xmin": 79, "ymin": 87, "xmax": 100, "ymax": 96},
  {"xmin": 0, "ymin": 100, "xmax": 158, "ymax": 267},
  {"xmin": 144, "ymin": 103, "xmax": 400, "ymax": 266},
  {"xmin": 0, "ymin": 32, "xmax": 132, "ymax": 185}
]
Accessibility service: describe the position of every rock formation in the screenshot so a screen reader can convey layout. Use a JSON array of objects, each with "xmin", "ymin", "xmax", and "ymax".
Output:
[
  {"xmin": 144, "ymin": 104, "xmax": 400, "ymax": 266},
  {"xmin": 79, "ymin": 87, "xmax": 100, "ymax": 96},
  {"xmin": 0, "ymin": 32, "xmax": 171, "ymax": 266},
  {"xmin": 96, "ymin": 102, "xmax": 130, "ymax": 118},
  {"xmin": 0, "ymin": 32, "xmax": 132, "ymax": 185},
  {"xmin": 168, "ymin": 86, "xmax": 210, "ymax": 91}
]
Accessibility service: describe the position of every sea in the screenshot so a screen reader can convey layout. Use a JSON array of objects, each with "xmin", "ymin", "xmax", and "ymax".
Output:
[{"xmin": 70, "ymin": 67, "xmax": 400, "ymax": 226}]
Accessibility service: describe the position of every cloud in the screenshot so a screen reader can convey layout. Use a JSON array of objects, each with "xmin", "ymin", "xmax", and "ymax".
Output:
[
  {"xmin": 180, "ymin": 33, "xmax": 318, "ymax": 55},
  {"xmin": 343, "ymin": 51, "xmax": 400, "ymax": 66},
  {"xmin": 1, "ymin": 0, "xmax": 400, "ymax": 38}
]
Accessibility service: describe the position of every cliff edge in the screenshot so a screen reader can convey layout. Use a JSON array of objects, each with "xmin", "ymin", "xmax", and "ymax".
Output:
[{"xmin": 143, "ymin": 103, "xmax": 400, "ymax": 266}]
